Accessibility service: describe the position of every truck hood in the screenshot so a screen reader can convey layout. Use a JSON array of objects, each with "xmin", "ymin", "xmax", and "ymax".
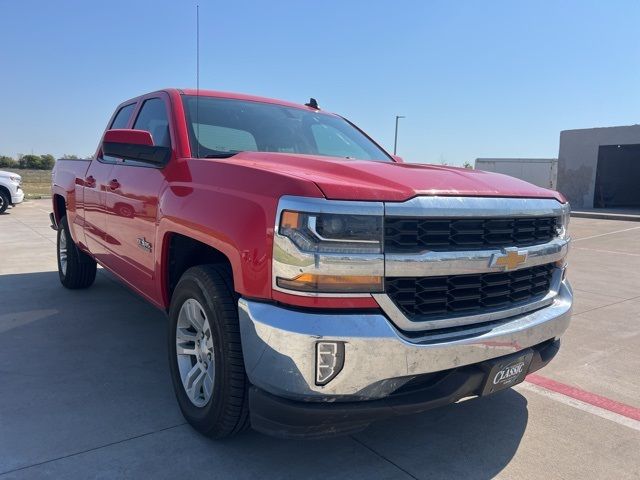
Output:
[
  {"xmin": 0, "ymin": 170, "xmax": 20, "ymax": 179},
  {"xmin": 229, "ymin": 152, "xmax": 565, "ymax": 203}
]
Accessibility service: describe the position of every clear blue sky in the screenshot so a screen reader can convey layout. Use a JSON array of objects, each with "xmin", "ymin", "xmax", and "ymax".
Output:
[{"xmin": 1, "ymin": 0, "xmax": 638, "ymax": 165}]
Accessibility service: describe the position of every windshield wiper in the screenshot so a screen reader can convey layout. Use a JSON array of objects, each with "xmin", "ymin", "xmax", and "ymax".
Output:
[{"xmin": 204, "ymin": 151, "xmax": 241, "ymax": 159}]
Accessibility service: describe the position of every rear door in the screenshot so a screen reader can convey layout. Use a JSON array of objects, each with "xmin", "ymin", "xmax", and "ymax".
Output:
[
  {"xmin": 83, "ymin": 103, "xmax": 136, "ymax": 261},
  {"xmin": 103, "ymin": 94, "xmax": 172, "ymax": 296}
]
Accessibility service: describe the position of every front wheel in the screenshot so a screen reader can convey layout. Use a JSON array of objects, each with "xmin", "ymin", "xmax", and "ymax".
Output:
[
  {"xmin": 168, "ymin": 265, "xmax": 250, "ymax": 439},
  {"xmin": 57, "ymin": 216, "xmax": 97, "ymax": 289}
]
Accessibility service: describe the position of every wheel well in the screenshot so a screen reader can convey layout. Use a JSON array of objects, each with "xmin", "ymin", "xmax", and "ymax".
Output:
[
  {"xmin": 166, "ymin": 233, "xmax": 234, "ymax": 303},
  {"xmin": 53, "ymin": 194, "xmax": 66, "ymax": 222},
  {"xmin": 0, "ymin": 185, "xmax": 10, "ymax": 201}
]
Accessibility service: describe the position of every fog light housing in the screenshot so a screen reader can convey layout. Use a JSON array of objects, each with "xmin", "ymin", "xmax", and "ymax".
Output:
[
  {"xmin": 555, "ymin": 258, "xmax": 569, "ymax": 281},
  {"xmin": 316, "ymin": 341, "xmax": 345, "ymax": 386}
]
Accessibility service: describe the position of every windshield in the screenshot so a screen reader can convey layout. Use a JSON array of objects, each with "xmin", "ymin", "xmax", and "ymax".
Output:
[{"xmin": 182, "ymin": 95, "xmax": 392, "ymax": 161}]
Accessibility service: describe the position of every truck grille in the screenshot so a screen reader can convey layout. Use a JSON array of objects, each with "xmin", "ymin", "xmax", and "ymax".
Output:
[
  {"xmin": 385, "ymin": 264, "xmax": 555, "ymax": 322},
  {"xmin": 384, "ymin": 216, "xmax": 558, "ymax": 253}
]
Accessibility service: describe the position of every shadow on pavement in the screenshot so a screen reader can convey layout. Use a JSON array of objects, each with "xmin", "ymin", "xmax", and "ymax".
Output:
[{"xmin": 0, "ymin": 270, "xmax": 527, "ymax": 479}]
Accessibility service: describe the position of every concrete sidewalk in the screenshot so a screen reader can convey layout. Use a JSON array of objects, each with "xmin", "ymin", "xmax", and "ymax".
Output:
[
  {"xmin": 572, "ymin": 207, "xmax": 640, "ymax": 222},
  {"xmin": 0, "ymin": 200, "xmax": 638, "ymax": 479}
]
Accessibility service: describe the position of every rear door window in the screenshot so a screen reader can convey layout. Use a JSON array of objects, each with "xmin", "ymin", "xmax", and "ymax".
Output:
[
  {"xmin": 101, "ymin": 104, "xmax": 137, "ymax": 163},
  {"xmin": 110, "ymin": 104, "xmax": 135, "ymax": 129}
]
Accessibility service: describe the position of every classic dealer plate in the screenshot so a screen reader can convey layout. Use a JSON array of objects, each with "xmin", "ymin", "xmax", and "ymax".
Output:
[{"xmin": 481, "ymin": 350, "xmax": 534, "ymax": 396}]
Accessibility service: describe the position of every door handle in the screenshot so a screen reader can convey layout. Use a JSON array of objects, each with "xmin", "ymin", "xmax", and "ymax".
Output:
[
  {"xmin": 85, "ymin": 175, "xmax": 96, "ymax": 188},
  {"xmin": 108, "ymin": 179, "xmax": 120, "ymax": 190}
]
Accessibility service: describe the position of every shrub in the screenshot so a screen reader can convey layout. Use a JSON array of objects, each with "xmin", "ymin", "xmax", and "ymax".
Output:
[{"xmin": 0, "ymin": 155, "xmax": 17, "ymax": 168}]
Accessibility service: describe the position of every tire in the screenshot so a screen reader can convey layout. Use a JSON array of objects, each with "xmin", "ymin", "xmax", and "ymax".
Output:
[
  {"xmin": 0, "ymin": 190, "xmax": 9, "ymax": 214},
  {"xmin": 57, "ymin": 216, "xmax": 97, "ymax": 289},
  {"xmin": 168, "ymin": 264, "xmax": 250, "ymax": 439}
]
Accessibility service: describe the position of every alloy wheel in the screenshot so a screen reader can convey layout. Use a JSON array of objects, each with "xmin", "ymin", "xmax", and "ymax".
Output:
[
  {"xmin": 58, "ymin": 228, "xmax": 68, "ymax": 275},
  {"xmin": 176, "ymin": 298, "xmax": 215, "ymax": 407}
]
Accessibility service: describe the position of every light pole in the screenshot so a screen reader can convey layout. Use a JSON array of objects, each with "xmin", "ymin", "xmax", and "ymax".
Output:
[{"xmin": 393, "ymin": 115, "xmax": 405, "ymax": 155}]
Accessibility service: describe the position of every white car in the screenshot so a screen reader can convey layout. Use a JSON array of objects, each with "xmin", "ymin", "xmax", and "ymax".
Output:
[{"xmin": 0, "ymin": 170, "xmax": 25, "ymax": 214}]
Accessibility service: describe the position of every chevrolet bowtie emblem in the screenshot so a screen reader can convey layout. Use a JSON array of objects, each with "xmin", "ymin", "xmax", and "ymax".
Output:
[{"xmin": 490, "ymin": 249, "xmax": 528, "ymax": 271}]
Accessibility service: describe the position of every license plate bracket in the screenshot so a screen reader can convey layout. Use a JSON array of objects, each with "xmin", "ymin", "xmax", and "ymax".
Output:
[{"xmin": 480, "ymin": 350, "xmax": 534, "ymax": 396}]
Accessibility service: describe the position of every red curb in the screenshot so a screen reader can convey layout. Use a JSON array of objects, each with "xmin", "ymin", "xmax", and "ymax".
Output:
[{"xmin": 526, "ymin": 374, "xmax": 640, "ymax": 422}]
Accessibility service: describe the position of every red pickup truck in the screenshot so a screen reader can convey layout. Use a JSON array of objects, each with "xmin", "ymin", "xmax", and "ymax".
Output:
[{"xmin": 51, "ymin": 88, "xmax": 572, "ymax": 439}]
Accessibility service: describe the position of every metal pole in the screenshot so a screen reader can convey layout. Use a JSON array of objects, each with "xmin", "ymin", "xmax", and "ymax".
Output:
[
  {"xmin": 394, "ymin": 115, "xmax": 405, "ymax": 155},
  {"xmin": 196, "ymin": 4, "xmax": 200, "ymax": 158}
]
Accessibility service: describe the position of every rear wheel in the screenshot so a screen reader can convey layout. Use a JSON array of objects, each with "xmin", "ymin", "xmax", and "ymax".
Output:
[
  {"xmin": 57, "ymin": 216, "xmax": 97, "ymax": 289},
  {"xmin": 168, "ymin": 264, "xmax": 250, "ymax": 439}
]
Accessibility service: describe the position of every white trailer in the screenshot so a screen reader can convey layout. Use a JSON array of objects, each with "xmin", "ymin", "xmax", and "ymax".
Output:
[{"xmin": 474, "ymin": 158, "xmax": 558, "ymax": 190}]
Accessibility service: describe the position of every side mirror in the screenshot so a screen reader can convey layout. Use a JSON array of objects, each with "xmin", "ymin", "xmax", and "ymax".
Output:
[
  {"xmin": 391, "ymin": 154, "xmax": 404, "ymax": 163},
  {"xmin": 102, "ymin": 129, "xmax": 170, "ymax": 166}
]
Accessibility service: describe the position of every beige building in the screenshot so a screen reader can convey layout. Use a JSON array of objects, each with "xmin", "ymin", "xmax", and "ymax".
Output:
[{"xmin": 557, "ymin": 125, "xmax": 640, "ymax": 209}]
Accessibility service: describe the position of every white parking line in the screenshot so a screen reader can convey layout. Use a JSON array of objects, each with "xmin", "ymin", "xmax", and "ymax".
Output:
[
  {"xmin": 573, "ymin": 226, "xmax": 640, "ymax": 242},
  {"xmin": 518, "ymin": 382, "xmax": 640, "ymax": 432},
  {"xmin": 573, "ymin": 247, "xmax": 640, "ymax": 257}
]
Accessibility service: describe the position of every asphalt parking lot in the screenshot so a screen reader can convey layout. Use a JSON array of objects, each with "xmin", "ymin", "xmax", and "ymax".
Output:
[{"xmin": 1, "ymin": 200, "xmax": 639, "ymax": 479}]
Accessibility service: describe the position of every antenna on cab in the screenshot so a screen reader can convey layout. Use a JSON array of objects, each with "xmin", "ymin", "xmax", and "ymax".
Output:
[{"xmin": 196, "ymin": 4, "xmax": 200, "ymax": 158}]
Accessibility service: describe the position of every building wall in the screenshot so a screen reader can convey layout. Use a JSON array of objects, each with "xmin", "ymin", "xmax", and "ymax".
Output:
[{"xmin": 557, "ymin": 125, "xmax": 640, "ymax": 209}]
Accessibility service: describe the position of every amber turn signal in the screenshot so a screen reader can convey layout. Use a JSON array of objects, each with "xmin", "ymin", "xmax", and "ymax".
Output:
[{"xmin": 280, "ymin": 211, "xmax": 301, "ymax": 230}]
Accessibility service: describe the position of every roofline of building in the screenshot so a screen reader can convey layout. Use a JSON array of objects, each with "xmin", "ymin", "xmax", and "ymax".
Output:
[{"xmin": 560, "ymin": 124, "xmax": 640, "ymax": 134}]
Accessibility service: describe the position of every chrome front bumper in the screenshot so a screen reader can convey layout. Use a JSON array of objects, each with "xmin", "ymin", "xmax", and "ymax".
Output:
[
  {"xmin": 238, "ymin": 279, "xmax": 573, "ymax": 401},
  {"xmin": 12, "ymin": 187, "xmax": 24, "ymax": 205}
]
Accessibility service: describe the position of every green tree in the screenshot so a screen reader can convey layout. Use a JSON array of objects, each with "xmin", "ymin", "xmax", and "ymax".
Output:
[
  {"xmin": 40, "ymin": 154, "xmax": 55, "ymax": 170},
  {"xmin": 62, "ymin": 154, "xmax": 79, "ymax": 159},
  {"xmin": 15, "ymin": 154, "xmax": 55, "ymax": 170},
  {"xmin": 463, "ymin": 161, "xmax": 474, "ymax": 169},
  {"xmin": 19, "ymin": 154, "xmax": 43, "ymax": 169}
]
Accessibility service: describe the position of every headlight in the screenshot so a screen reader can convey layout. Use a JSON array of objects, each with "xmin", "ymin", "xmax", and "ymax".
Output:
[
  {"xmin": 279, "ymin": 211, "xmax": 382, "ymax": 254},
  {"xmin": 555, "ymin": 203, "xmax": 570, "ymax": 275},
  {"xmin": 273, "ymin": 197, "xmax": 384, "ymax": 296},
  {"xmin": 9, "ymin": 175, "xmax": 21, "ymax": 183}
]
